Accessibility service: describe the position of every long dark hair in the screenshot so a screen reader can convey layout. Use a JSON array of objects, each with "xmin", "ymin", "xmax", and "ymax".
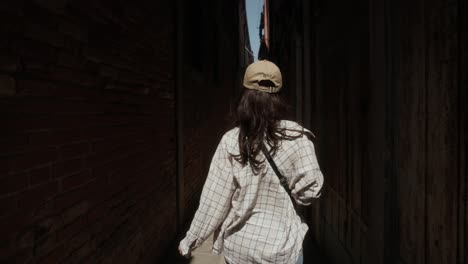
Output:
[{"xmin": 230, "ymin": 88, "xmax": 306, "ymax": 175}]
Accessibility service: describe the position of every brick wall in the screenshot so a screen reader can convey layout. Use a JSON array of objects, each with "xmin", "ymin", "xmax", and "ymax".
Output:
[
  {"xmin": 0, "ymin": 1, "xmax": 176, "ymax": 263},
  {"xmin": 180, "ymin": 0, "xmax": 242, "ymax": 225}
]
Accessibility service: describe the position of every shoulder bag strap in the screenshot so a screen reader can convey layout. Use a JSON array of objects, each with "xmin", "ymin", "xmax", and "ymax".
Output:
[{"xmin": 261, "ymin": 143, "xmax": 296, "ymax": 208}]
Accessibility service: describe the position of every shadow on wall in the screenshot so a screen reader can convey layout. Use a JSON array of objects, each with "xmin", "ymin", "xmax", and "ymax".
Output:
[{"xmin": 0, "ymin": 0, "xmax": 244, "ymax": 263}]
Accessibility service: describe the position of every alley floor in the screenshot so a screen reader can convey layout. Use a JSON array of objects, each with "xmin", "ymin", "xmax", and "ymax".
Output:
[
  {"xmin": 164, "ymin": 234, "xmax": 225, "ymax": 264},
  {"xmin": 163, "ymin": 233, "xmax": 329, "ymax": 264}
]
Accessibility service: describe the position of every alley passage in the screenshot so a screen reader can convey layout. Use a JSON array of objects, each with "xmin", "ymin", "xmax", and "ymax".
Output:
[
  {"xmin": 163, "ymin": 232, "xmax": 330, "ymax": 264},
  {"xmin": 164, "ymin": 235, "xmax": 225, "ymax": 264},
  {"xmin": 0, "ymin": 0, "xmax": 466, "ymax": 263}
]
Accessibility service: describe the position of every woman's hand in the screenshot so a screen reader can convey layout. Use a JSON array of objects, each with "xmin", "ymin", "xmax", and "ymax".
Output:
[{"xmin": 178, "ymin": 245, "xmax": 191, "ymax": 259}]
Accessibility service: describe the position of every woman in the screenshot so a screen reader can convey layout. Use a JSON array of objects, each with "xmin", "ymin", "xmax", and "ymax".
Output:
[{"xmin": 178, "ymin": 60, "xmax": 324, "ymax": 264}]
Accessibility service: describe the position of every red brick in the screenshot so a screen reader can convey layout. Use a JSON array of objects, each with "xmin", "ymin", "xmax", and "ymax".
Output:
[
  {"xmin": 56, "ymin": 51, "xmax": 87, "ymax": 69},
  {"xmin": 0, "ymin": 133, "xmax": 29, "ymax": 153},
  {"xmin": 61, "ymin": 170, "xmax": 93, "ymax": 192},
  {"xmin": 89, "ymin": 158, "xmax": 121, "ymax": 178},
  {"xmin": 0, "ymin": 11, "xmax": 23, "ymax": 36},
  {"xmin": 62, "ymin": 228, "xmax": 91, "ymax": 255},
  {"xmin": 0, "ymin": 1, "xmax": 182, "ymax": 263},
  {"xmin": 53, "ymin": 183, "xmax": 90, "ymax": 212},
  {"xmin": 61, "ymin": 200, "xmax": 89, "ymax": 225},
  {"xmin": 57, "ymin": 215, "xmax": 86, "ymax": 241},
  {"xmin": 22, "ymin": 1, "xmax": 60, "ymax": 27},
  {"xmin": 0, "ymin": 98, "xmax": 98, "ymax": 115},
  {"xmin": 33, "ymin": 0, "xmax": 67, "ymax": 14},
  {"xmin": 9, "ymin": 36, "xmax": 57, "ymax": 64},
  {"xmin": 37, "ymin": 244, "xmax": 67, "ymax": 264},
  {"xmin": 63, "ymin": 37, "xmax": 82, "ymax": 54},
  {"xmin": 36, "ymin": 215, "xmax": 62, "ymax": 237},
  {"xmin": 58, "ymin": 21, "xmax": 88, "ymax": 42},
  {"xmin": 11, "ymin": 147, "xmax": 58, "ymax": 172},
  {"xmin": 16, "ymin": 79, "xmax": 101, "ymax": 99},
  {"xmin": 93, "ymin": 216, "xmax": 118, "ymax": 245},
  {"xmin": 0, "ymin": 172, "xmax": 28, "ymax": 195},
  {"xmin": 99, "ymin": 65, "xmax": 153, "ymax": 86},
  {"xmin": 0, "ymin": 195, "xmax": 17, "ymax": 217},
  {"xmin": 0, "ymin": 74, "xmax": 16, "ymax": 96},
  {"xmin": 0, "ymin": 3, "xmax": 23, "ymax": 16},
  {"xmin": 91, "ymin": 137, "xmax": 121, "ymax": 153},
  {"xmin": 87, "ymin": 203, "xmax": 107, "ymax": 223},
  {"xmin": 17, "ymin": 181, "xmax": 58, "ymax": 211},
  {"xmin": 25, "ymin": 23, "xmax": 65, "ymax": 48},
  {"xmin": 0, "ymin": 239, "xmax": 12, "ymax": 260},
  {"xmin": 22, "ymin": 58, "xmax": 55, "ymax": 73},
  {"xmin": 0, "ymin": 211, "xmax": 32, "ymax": 238},
  {"xmin": 53, "ymin": 158, "xmax": 84, "ymax": 178},
  {"xmin": 68, "ymin": 240, "xmax": 95, "ymax": 263},
  {"xmin": 2, "ymin": 248, "xmax": 33, "ymax": 263},
  {"xmin": 15, "ymin": 79, "xmax": 56, "ymax": 96},
  {"xmin": 33, "ymin": 231, "xmax": 59, "ymax": 259},
  {"xmin": 86, "ymin": 151, "xmax": 124, "ymax": 171},
  {"xmin": 0, "ymin": 156, "xmax": 13, "ymax": 174},
  {"xmin": 6, "ymin": 115, "xmax": 82, "ymax": 131},
  {"xmin": 29, "ymin": 129, "xmax": 83, "ymax": 147},
  {"xmin": 86, "ymin": 177, "xmax": 108, "ymax": 204},
  {"xmin": 0, "ymin": 52, "xmax": 20, "ymax": 72},
  {"xmin": 59, "ymin": 142, "xmax": 89, "ymax": 159},
  {"xmin": 30, "ymin": 166, "xmax": 52, "ymax": 185},
  {"xmin": 47, "ymin": 67, "xmax": 102, "ymax": 87}
]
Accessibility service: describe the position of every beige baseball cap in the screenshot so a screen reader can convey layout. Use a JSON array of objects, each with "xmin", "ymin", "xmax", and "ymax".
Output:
[{"xmin": 243, "ymin": 60, "xmax": 282, "ymax": 93}]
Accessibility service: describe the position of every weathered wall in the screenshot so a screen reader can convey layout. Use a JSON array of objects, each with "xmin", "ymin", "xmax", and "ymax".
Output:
[
  {"xmin": 310, "ymin": 1, "xmax": 376, "ymax": 262},
  {"xmin": 0, "ymin": 0, "xmax": 247, "ymax": 262},
  {"xmin": 180, "ymin": 0, "xmax": 245, "ymax": 226},
  {"xmin": 260, "ymin": 0, "xmax": 302, "ymax": 121},
  {"xmin": 268, "ymin": 0, "xmax": 467, "ymax": 263},
  {"xmin": 310, "ymin": 0, "xmax": 467, "ymax": 263},
  {"xmin": 0, "ymin": 1, "xmax": 176, "ymax": 263},
  {"xmin": 392, "ymin": 0, "xmax": 466, "ymax": 263}
]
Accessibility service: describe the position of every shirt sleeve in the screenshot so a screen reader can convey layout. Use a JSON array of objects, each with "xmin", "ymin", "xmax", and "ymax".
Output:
[
  {"xmin": 178, "ymin": 134, "xmax": 235, "ymax": 256},
  {"xmin": 290, "ymin": 135, "xmax": 324, "ymax": 205}
]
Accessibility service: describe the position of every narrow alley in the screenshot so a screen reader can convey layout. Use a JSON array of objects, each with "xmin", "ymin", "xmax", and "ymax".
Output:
[{"xmin": 0, "ymin": 0, "xmax": 466, "ymax": 264}]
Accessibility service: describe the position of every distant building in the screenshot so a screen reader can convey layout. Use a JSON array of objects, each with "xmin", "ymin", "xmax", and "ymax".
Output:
[
  {"xmin": 239, "ymin": 0, "xmax": 254, "ymax": 65},
  {"xmin": 258, "ymin": 1, "xmax": 270, "ymax": 60}
]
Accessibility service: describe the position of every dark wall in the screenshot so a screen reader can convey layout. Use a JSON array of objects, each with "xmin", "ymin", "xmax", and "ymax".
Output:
[
  {"xmin": 259, "ymin": 0, "xmax": 302, "ymax": 121},
  {"xmin": 0, "ymin": 0, "xmax": 246, "ymax": 263},
  {"xmin": 179, "ymin": 0, "xmax": 243, "ymax": 226},
  {"xmin": 310, "ymin": 0, "xmax": 468, "ymax": 263},
  {"xmin": 392, "ymin": 0, "xmax": 466, "ymax": 263},
  {"xmin": 268, "ymin": 0, "xmax": 467, "ymax": 263},
  {"xmin": 310, "ymin": 1, "xmax": 374, "ymax": 262},
  {"xmin": 0, "ymin": 1, "xmax": 177, "ymax": 263},
  {"xmin": 311, "ymin": 0, "xmax": 468, "ymax": 263}
]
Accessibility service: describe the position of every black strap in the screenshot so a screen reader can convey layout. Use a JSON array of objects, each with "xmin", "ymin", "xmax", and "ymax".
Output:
[{"xmin": 261, "ymin": 143, "xmax": 296, "ymax": 208}]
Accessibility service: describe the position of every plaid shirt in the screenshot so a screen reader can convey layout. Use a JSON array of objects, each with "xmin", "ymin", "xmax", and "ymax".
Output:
[{"xmin": 179, "ymin": 120, "xmax": 324, "ymax": 264}]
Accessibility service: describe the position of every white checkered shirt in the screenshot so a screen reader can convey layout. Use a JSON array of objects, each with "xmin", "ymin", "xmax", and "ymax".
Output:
[{"xmin": 179, "ymin": 120, "xmax": 324, "ymax": 264}]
